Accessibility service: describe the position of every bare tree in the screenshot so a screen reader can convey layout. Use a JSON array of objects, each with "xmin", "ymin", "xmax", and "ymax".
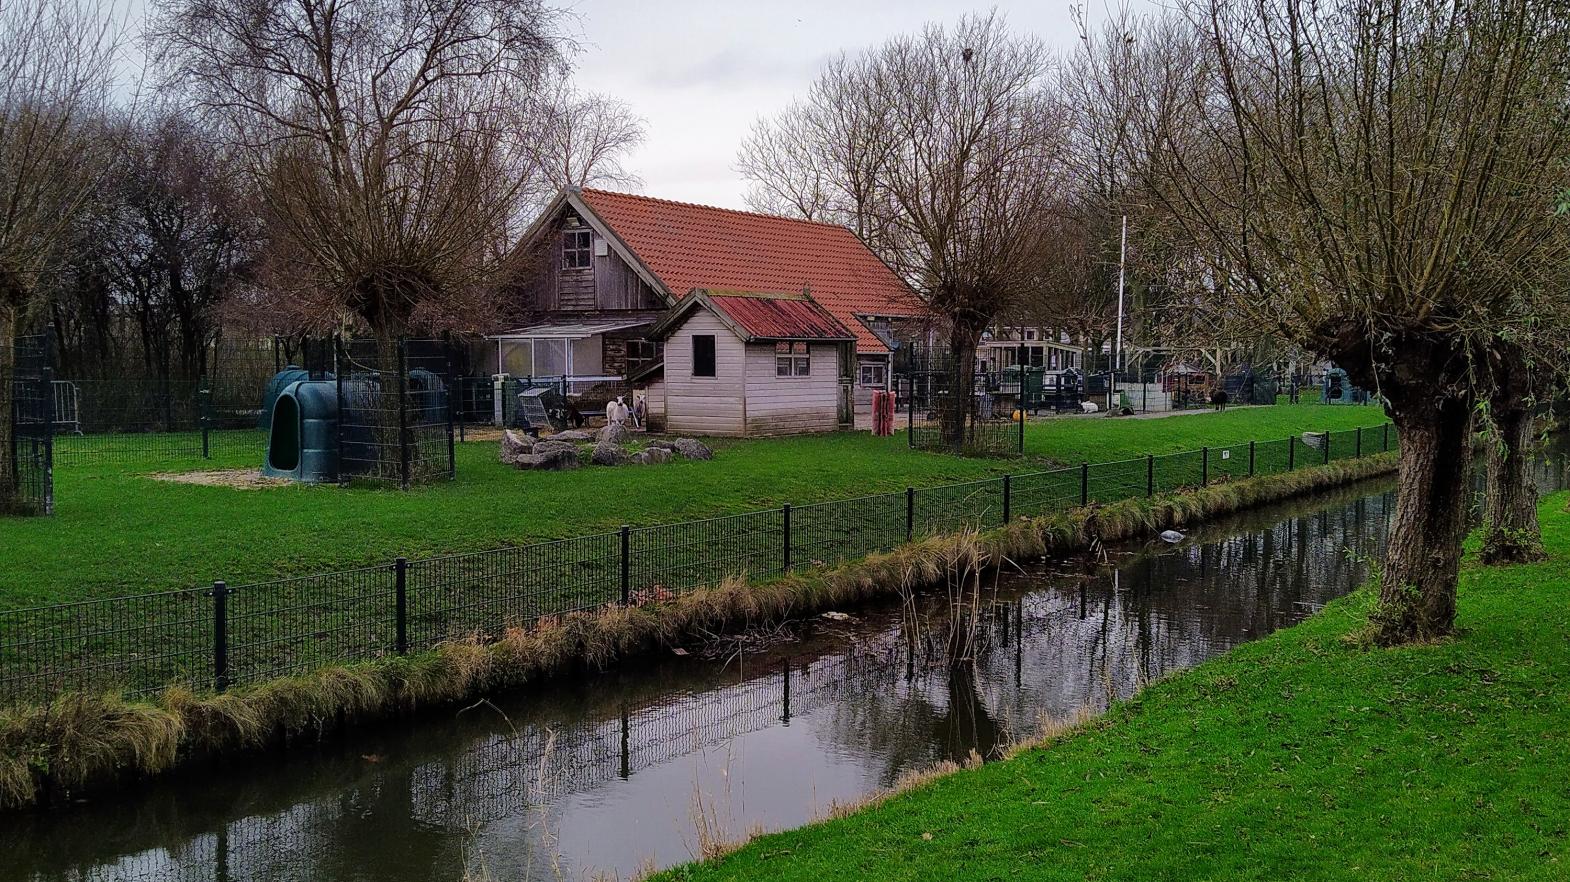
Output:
[
  {"xmin": 525, "ymin": 75, "xmax": 645, "ymax": 199},
  {"xmin": 1140, "ymin": 0, "xmax": 1570, "ymax": 643},
  {"xmin": 0, "ymin": 0, "xmax": 120, "ymax": 508},
  {"xmin": 742, "ymin": 13, "xmax": 1066, "ymax": 448},
  {"xmin": 150, "ymin": 0, "xmax": 568, "ymax": 339}
]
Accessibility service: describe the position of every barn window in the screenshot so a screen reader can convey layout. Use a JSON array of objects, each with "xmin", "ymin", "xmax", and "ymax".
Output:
[
  {"xmin": 775, "ymin": 341, "xmax": 810, "ymax": 377},
  {"xmin": 562, "ymin": 229, "xmax": 592, "ymax": 269},
  {"xmin": 626, "ymin": 338, "xmax": 662, "ymax": 372},
  {"xmin": 858, "ymin": 361, "xmax": 887, "ymax": 388},
  {"xmin": 692, "ymin": 335, "xmax": 716, "ymax": 377}
]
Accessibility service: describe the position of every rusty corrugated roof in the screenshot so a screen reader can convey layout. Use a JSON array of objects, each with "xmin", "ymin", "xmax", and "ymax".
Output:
[
  {"xmin": 577, "ymin": 189, "xmax": 929, "ymax": 354},
  {"xmin": 703, "ymin": 290, "xmax": 855, "ymax": 341}
]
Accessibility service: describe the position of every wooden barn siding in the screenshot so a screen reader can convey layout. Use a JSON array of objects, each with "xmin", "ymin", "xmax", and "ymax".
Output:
[
  {"xmin": 743, "ymin": 342, "xmax": 840, "ymax": 435},
  {"xmin": 665, "ymin": 311, "xmax": 746, "ymax": 435},
  {"xmin": 592, "ymin": 242, "xmax": 663, "ymax": 310}
]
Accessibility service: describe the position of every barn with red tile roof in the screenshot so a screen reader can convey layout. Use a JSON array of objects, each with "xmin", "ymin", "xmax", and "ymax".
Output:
[{"xmin": 490, "ymin": 188, "xmax": 932, "ymax": 433}]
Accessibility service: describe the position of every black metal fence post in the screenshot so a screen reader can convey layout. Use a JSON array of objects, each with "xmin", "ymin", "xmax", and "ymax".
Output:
[
  {"xmin": 334, "ymin": 337, "xmax": 348, "ymax": 485},
  {"xmin": 782, "ymin": 503, "xmax": 792, "ymax": 573},
  {"xmin": 907, "ymin": 383, "xmax": 915, "ymax": 448},
  {"xmin": 211, "ymin": 580, "xmax": 230, "ymax": 693},
  {"xmin": 1201, "ymin": 446, "xmax": 1210, "ymax": 485},
  {"xmin": 394, "ymin": 557, "xmax": 408, "ymax": 655},
  {"xmin": 1146, "ymin": 454, "xmax": 1155, "ymax": 497},
  {"xmin": 397, "ymin": 337, "xmax": 411, "ymax": 490},
  {"xmin": 1002, "ymin": 474, "xmax": 1012, "ymax": 524},
  {"xmin": 1323, "ymin": 431, "xmax": 1331, "ymax": 465},
  {"xmin": 620, "ymin": 525, "xmax": 631, "ymax": 605},
  {"xmin": 906, "ymin": 486, "xmax": 915, "ymax": 541},
  {"xmin": 443, "ymin": 340, "xmax": 456, "ymax": 479},
  {"xmin": 1355, "ymin": 426, "xmax": 1362, "ymax": 458},
  {"xmin": 1248, "ymin": 440, "xmax": 1256, "ymax": 477},
  {"xmin": 1080, "ymin": 461, "xmax": 1089, "ymax": 506},
  {"xmin": 1289, "ymin": 436, "xmax": 1296, "ymax": 470},
  {"xmin": 1383, "ymin": 423, "xmax": 1390, "ymax": 451}
]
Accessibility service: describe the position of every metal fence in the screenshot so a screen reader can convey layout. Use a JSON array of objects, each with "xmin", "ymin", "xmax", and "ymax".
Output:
[
  {"xmin": 2, "ymin": 334, "xmax": 53, "ymax": 515},
  {"xmin": 0, "ymin": 423, "xmax": 1396, "ymax": 705}
]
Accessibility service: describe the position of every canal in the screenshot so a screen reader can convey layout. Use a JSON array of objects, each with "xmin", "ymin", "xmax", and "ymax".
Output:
[{"xmin": 2, "ymin": 475, "xmax": 1414, "ymax": 882}]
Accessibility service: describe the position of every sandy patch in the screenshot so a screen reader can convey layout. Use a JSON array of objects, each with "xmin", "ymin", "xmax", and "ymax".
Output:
[{"xmin": 149, "ymin": 469, "xmax": 294, "ymax": 489}]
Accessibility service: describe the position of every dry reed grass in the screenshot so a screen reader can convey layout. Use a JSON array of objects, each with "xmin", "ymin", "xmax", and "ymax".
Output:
[{"xmin": 0, "ymin": 452, "xmax": 1397, "ymax": 812}]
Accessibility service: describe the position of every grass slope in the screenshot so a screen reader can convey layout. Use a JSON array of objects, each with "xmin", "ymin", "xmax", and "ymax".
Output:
[
  {"xmin": 657, "ymin": 496, "xmax": 1570, "ymax": 882},
  {"xmin": 0, "ymin": 404, "xmax": 1383, "ymax": 606}
]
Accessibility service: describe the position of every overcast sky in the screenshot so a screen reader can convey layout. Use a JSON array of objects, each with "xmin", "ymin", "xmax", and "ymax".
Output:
[
  {"xmin": 568, "ymin": 1, "xmax": 1149, "ymax": 209},
  {"xmin": 119, "ymin": 1, "xmax": 1149, "ymax": 210}
]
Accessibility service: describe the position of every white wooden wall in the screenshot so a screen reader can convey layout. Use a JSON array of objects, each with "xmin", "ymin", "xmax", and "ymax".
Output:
[
  {"xmin": 665, "ymin": 311, "xmax": 747, "ymax": 435},
  {"xmin": 742, "ymin": 342, "xmax": 839, "ymax": 435}
]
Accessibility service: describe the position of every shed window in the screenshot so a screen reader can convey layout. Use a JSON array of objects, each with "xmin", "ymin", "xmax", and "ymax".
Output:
[
  {"xmin": 562, "ymin": 229, "xmax": 592, "ymax": 269},
  {"xmin": 859, "ymin": 361, "xmax": 887, "ymax": 388},
  {"xmin": 775, "ymin": 341, "xmax": 811, "ymax": 377},
  {"xmin": 692, "ymin": 334, "xmax": 716, "ymax": 377}
]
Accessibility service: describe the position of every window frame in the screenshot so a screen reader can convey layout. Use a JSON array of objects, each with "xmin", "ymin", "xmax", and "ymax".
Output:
[
  {"xmin": 692, "ymin": 334, "xmax": 717, "ymax": 377},
  {"xmin": 775, "ymin": 341, "xmax": 811, "ymax": 378},
  {"xmin": 625, "ymin": 338, "xmax": 662, "ymax": 373},
  {"xmin": 561, "ymin": 229, "xmax": 592, "ymax": 269},
  {"xmin": 859, "ymin": 361, "xmax": 887, "ymax": 388}
]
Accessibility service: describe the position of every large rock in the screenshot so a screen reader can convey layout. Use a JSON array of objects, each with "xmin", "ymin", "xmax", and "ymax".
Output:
[
  {"xmin": 499, "ymin": 429, "xmax": 533, "ymax": 464},
  {"xmin": 633, "ymin": 446, "xmax": 673, "ymax": 465},
  {"xmin": 597, "ymin": 422, "xmax": 632, "ymax": 445},
  {"xmin": 672, "ymin": 437, "xmax": 713, "ymax": 461},
  {"xmin": 644, "ymin": 438, "xmax": 676, "ymax": 451},
  {"xmin": 531, "ymin": 439, "xmax": 580, "ymax": 470},
  {"xmin": 591, "ymin": 440, "xmax": 629, "ymax": 466},
  {"xmin": 551, "ymin": 429, "xmax": 593, "ymax": 443}
]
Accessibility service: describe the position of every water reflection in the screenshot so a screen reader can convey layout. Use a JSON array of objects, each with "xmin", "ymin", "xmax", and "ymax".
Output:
[{"xmin": 3, "ymin": 480, "xmax": 1398, "ymax": 882}]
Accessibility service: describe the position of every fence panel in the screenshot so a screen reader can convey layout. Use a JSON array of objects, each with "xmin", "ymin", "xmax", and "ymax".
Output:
[
  {"xmin": 227, "ymin": 566, "xmax": 398, "ymax": 686},
  {"xmin": 1010, "ymin": 466, "xmax": 1082, "ymax": 517},
  {"xmin": 914, "ymin": 478, "xmax": 1005, "ymax": 536},
  {"xmin": 0, "ymin": 588, "xmax": 211, "ymax": 701},
  {"xmin": 1087, "ymin": 458, "xmax": 1146, "ymax": 503},
  {"xmin": 408, "ymin": 534, "xmax": 621, "ymax": 646},
  {"xmin": 1153, "ymin": 449, "xmax": 1206, "ymax": 493},
  {"xmin": 792, "ymin": 491, "xmax": 908, "ymax": 568},
  {"xmin": 630, "ymin": 509, "xmax": 785, "ymax": 596},
  {"xmin": 4, "ymin": 334, "xmax": 52, "ymax": 514}
]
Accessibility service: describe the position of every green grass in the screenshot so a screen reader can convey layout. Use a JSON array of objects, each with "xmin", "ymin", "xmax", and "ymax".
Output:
[
  {"xmin": 656, "ymin": 496, "xmax": 1570, "ymax": 882},
  {"xmin": 0, "ymin": 403, "xmax": 1385, "ymax": 607}
]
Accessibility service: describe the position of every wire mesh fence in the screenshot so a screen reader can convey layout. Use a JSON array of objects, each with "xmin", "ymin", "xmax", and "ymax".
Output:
[
  {"xmin": 3, "ymin": 334, "xmax": 53, "ymax": 515},
  {"xmin": 0, "ymin": 422, "xmax": 1396, "ymax": 705}
]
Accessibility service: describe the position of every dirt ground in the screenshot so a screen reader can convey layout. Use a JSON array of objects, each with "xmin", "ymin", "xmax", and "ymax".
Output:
[{"xmin": 148, "ymin": 469, "xmax": 294, "ymax": 490}]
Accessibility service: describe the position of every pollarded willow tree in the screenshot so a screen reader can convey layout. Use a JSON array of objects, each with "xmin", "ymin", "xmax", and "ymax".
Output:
[
  {"xmin": 150, "ymin": 0, "xmax": 570, "ymax": 339},
  {"xmin": 739, "ymin": 13, "xmax": 1067, "ymax": 449},
  {"xmin": 1142, "ymin": 0, "xmax": 1570, "ymax": 643},
  {"xmin": 0, "ymin": 0, "xmax": 118, "ymax": 510}
]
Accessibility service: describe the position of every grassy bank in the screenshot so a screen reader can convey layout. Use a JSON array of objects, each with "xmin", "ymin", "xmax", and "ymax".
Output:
[
  {"xmin": 0, "ymin": 404, "xmax": 1382, "ymax": 606},
  {"xmin": 657, "ymin": 493, "xmax": 1570, "ymax": 882},
  {"xmin": 0, "ymin": 453, "xmax": 1396, "ymax": 813}
]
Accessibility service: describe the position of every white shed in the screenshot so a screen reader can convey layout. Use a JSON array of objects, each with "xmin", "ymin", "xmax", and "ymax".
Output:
[{"xmin": 646, "ymin": 289, "xmax": 856, "ymax": 437}]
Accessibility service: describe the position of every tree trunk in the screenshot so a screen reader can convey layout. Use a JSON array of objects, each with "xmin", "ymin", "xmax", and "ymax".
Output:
[
  {"xmin": 940, "ymin": 322, "xmax": 982, "ymax": 450},
  {"xmin": 1481, "ymin": 379, "xmax": 1544, "ymax": 564},
  {"xmin": 1375, "ymin": 393, "xmax": 1475, "ymax": 644}
]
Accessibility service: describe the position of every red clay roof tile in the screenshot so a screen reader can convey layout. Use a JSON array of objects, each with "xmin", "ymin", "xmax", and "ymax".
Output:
[{"xmin": 578, "ymin": 189, "xmax": 928, "ymax": 354}]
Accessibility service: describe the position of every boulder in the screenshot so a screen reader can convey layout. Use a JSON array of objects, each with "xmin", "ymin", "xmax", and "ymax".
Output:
[
  {"xmin": 591, "ymin": 440, "xmax": 629, "ymax": 466},
  {"xmin": 644, "ymin": 438, "xmax": 677, "ymax": 451},
  {"xmin": 512, "ymin": 454, "xmax": 538, "ymax": 470},
  {"xmin": 633, "ymin": 446, "xmax": 674, "ymax": 465},
  {"xmin": 499, "ymin": 429, "xmax": 533, "ymax": 464},
  {"xmin": 551, "ymin": 429, "xmax": 593, "ymax": 443},
  {"xmin": 672, "ymin": 437, "xmax": 713, "ymax": 461},
  {"xmin": 531, "ymin": 439, "xmax": 580, "ymax": 470},
  {"xmin": 597, "ymin": 422, "xmax": 632, "ymax": 445}
]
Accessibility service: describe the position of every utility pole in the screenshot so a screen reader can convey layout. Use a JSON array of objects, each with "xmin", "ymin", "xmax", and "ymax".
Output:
[{"xmin": 1111, "ymin": 213, "xmax": 1124, "ymax": 408}]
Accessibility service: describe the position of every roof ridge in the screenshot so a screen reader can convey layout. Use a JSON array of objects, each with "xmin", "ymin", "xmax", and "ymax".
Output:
[{"xmin": 578, "ymin": 188, "xmax": 854, "ymax": 232}]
